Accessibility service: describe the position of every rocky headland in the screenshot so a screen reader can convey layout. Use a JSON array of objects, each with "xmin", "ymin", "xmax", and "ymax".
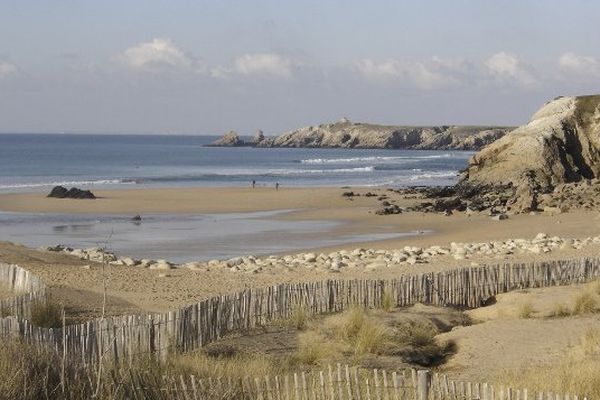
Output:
[
  {"xmin": 453, "ymin": 95, "xmax": 600, "ymax": 213},
  {"xmin": 208, "ymin": 118, "xmax": 511, "ymax": 150}
]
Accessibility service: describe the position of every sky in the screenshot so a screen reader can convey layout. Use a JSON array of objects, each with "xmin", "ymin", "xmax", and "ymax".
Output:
[{"xmin": 0, "ymin": 0, "xmax": 599, "ymax": 135}]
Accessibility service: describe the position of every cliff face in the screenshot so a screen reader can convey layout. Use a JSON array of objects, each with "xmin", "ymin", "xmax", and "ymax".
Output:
[
  {"xmin": 257, "ymin": 120, "xmax": 510, "ymax": 150},
  {"xmin": 460, "ymin": 95, "xmax": 600, "ymax": 211}
]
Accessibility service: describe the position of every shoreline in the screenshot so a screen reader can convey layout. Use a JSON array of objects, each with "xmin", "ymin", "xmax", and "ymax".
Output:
[{"xmin": 2, "ymin": 186, "xmax": 600, "ymax": 260}]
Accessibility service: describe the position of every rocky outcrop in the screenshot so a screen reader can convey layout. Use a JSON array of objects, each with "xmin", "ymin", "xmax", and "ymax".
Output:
[
  {"xmin": 249, "ymin": 130, "xmax": 269, "ymax": 146},
  {"xmin": 460, "ymin": 95, "xmax": 600, "ymax": 212},
  {"xmin": 47, "ymin": 186, "xmax": 96, "ymax": 199},
  {"xmin": 257, "ymin": 119, "xmax": 511, "ymax": 150},
  {"xmin": 207, "ymin": 121, "xmax": 511, "ymax": 150},
  {"xmin": 207, "ymin": 130, "xmax": 243, "ymax": 147}
]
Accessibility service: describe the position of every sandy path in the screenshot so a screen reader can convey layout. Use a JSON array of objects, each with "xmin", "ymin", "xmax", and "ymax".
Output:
[{"xmin": 437, "ymin": 284, "xmax": 600, "ymax": 381}]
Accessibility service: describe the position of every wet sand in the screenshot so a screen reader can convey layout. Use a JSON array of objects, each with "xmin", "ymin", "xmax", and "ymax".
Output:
[{"xmin": 1, "ymin": 186, "xmax": 599, "ymax": 254}]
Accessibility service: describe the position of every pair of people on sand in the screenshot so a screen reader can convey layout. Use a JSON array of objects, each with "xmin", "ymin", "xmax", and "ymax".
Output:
[{"xmin": 252, "ymin": 180, "xmax": 279, "ymax": 190}]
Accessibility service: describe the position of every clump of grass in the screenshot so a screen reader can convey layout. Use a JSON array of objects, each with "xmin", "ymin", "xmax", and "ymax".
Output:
[
  {"xmin": 572, "ymin": 292, "xmax": 598, "ymax": 315},
  {"xmin": 287, "ymin": 306, "xmax": 310, "ymax": 331},
  {"xmin": 293, "ymin": 332, "xmax": 336, "ymax": 366},
  {"xmin": 517, "ymin": 302, "xmax": 536, "ymax": 319},
  {"xmin": 30, "ymin": 301, "xmax": 63, "ymax": 328},
  {"xmin": 381, "ymin": 290, "xmax": 395, "ymax": 313},
  {"xmin": 173, "ymin": 351, "xmax": 278, "ymax": 381},
  {"xmin": 499, "ymin": 330, "xmax": 600, "ymax": 399},
  {"xmin": 336, "ymin": 306, "xmax": 369, "ymax": 341},
  {"xmin": 203, "ymin": 343, "xmax": 238, "ymax": 359},
  {"xmin": 353, "ymin": 322, "xmax": 390, "ymax": 356},
  {"xmin": 389, "ymin": 320, "xmax": 454, "ymax": 367},
  {"xmin": 393, "ymin": 321, "xmax": 437, "ymax": 348},
  {"xmin": 578, "ymin": 329, "xmax": 600, "ymax": 357},
  {"xmin": 588, "ymin": 280, "xmax": 600, "ymax": 296},
  {"xmin": 548, "ymin": 302, "xmax": 571, "ymax": 318}
]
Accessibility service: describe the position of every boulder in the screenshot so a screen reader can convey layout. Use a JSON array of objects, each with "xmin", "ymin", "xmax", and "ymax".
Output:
[{"xmin": 47, "ymin": 186, "xmax": 96, "ymax": 199}]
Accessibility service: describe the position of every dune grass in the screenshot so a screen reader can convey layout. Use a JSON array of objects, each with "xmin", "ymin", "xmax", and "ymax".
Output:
[
  {"xmin": 30, "ymin": 301, "xmax": 63, "ymax": 329},
  {"xmin": 291, "ymin": 306, "xmax": 454, "ymax": 368},
  {"xmin": 517, "ymin": 302, "xmax": 536, "ymax": 319},
  {"xmin": 500, "ymin": 330, "xmax": 600, "ymax": 399},
  {"xmin": 572, "ymin": 292, "xmax": 598, "ymax": 315}
]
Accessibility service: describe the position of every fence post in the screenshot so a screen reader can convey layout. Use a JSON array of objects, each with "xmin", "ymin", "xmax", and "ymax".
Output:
[{"xmin": 417, "ymin": 370, "xmax": 431, "ymax": 400}]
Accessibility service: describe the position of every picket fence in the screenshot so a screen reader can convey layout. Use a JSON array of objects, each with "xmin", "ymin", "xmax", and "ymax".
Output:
[
  {"xmin": 0, "ymin": 258, "xmax": 599, "ymax": 366},
  {"xmin": 0, "ymin": 263, "xmax": 46, "ymax": 318},
  {"xmin": 115, "ymin": 365, "xmax": 587, "ymax": 400}
]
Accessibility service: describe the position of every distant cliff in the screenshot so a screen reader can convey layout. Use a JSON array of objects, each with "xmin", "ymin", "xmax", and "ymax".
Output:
[{"xmin": 208, "ymin": 119, "xmax": 513, "ymax": 150}]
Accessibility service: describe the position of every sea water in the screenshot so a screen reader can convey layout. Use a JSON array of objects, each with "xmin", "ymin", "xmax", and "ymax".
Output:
[
  {"xmin": 0, "ymin": 134, "xmax": 473, "ymax": 191},
  {"xmin": 0, "ymin": 133, "xmax": 471, "ymax": 260}
]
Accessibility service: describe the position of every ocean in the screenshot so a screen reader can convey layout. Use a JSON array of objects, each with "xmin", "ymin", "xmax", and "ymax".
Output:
[
  {"xmin": 0, "ymin": 133, "xmax": 472, "ymax": 261},
  {"xmin": 0, "ymin": 134, "xmax": 473, "ymax": 191}
]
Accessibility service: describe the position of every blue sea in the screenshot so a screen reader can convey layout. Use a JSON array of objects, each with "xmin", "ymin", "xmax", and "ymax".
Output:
[
  {"xmin": 0, "ymin": 134, "xmax": 473, "ymax": 191},
  {"xmin": 0, "ymin": 134, "xmax": 472, "ymax": 261}
]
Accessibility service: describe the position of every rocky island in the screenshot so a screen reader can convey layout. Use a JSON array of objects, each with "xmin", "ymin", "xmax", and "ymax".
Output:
[{"xmin": 208, "ymin": 118, "xmax": 512, "ymax": 150}]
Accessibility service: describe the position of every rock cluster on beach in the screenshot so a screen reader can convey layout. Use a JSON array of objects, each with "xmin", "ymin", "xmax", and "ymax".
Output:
[
  {"xmin": 47, "ymin": 186, "xmax": 96, "ymax": 199},
  {"xmin": 42, "ymin": 233, "xmax": 600, "ymax": 275}
]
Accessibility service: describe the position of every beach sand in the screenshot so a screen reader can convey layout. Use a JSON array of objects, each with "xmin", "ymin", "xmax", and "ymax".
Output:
[
  {"xmin": 1, "ymin": 186, "xmax": 599, "ymax": 253},
  {"xmin": 1, "ymin": 186, "xmax": 600, "ymax": 321}
]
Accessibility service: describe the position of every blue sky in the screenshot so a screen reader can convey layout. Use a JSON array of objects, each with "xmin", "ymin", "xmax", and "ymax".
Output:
[{"xmin": 1, "ymin": 1, "xmax": 599, "ymax": 134}]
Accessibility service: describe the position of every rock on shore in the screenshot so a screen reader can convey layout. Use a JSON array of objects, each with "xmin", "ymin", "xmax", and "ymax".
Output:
[
  {"xmin": 42, "ymin": 232, "xmax": 600, "ymax": 274},
  {"xmin": 47, "ymin": 186, "xmax": 96, "ymax": 199},
  {"xmin": 460, "ymin": 95, "xmax": 600, "ymax": 212}
]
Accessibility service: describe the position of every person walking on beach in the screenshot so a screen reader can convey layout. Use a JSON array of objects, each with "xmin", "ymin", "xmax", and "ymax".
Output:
[
  {"xmin": 275, "ymin": 182, "xmax": 279, "ymax": 191},
  {"xmin": 252, "ymin": 180, "xmax": 256, "ymax": 188}
]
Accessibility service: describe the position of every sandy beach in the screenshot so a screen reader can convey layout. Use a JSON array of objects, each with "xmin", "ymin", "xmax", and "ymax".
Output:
[
  {"xmin": 1, "ymin": 186, "xmax": 599, "ymax": 252},
  {"xmin": 2, "ymin": 185, "xmax": 600, "ymax": 320}
]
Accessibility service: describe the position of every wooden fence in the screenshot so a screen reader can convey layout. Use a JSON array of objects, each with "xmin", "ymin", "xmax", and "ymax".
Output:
[
  {"xmin": 0, "ymin": 263, "xmax": 46, "ymax": 318},
  {"xmin": 0, "ymin": 258, "xmax": 599, "ymax": 366},
  {"xmin": 114, "ymin": 364, "xmax": 588, "ymax": 400}
]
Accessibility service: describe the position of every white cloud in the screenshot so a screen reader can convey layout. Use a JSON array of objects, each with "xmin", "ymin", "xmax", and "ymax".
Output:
[
  {"xmin": 558, "ymin": 52, "xmax": 600, "ymax": 78},
  {"xmin": 354, "ymin": 57, "xmax": 467, "ymax": 89},
  {"xmin": 485, "ymin": 52, "xmax": 537, "ymax": 87},
  {"xmin": 0, "ymin": 61, "xmax": 18, "ymax": 79},
  {"xmin": 212, "ymin": 53, "xmax": 293, "ymax": 78},
  {"xmin": 119, "ymin": 38, "xmax": 196, "ymax": 71}
]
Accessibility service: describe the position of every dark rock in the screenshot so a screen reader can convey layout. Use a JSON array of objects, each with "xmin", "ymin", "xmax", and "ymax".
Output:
[
  {"xmin": 47, "ymin": 186, "xmax": 69, "ymax": 198},
  {"xmin": 375, "ymin": 204, "xmax": 403, "ymax": 215},
  {"xmin": 132, "ymin": 215, "xmax": 142, "ymax": 221},
  {"xmin": 48, "ymin": 186, "xmax": 95, "ymax": 199},
  {"xmin": 342, "ymin": 191, "xmax": 356, "ymax": 197}
]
